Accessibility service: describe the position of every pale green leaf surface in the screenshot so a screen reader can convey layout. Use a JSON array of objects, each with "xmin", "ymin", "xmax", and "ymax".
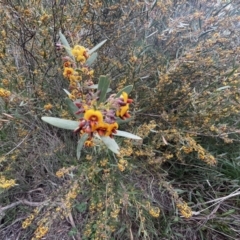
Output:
[
  {"xmin": 100, "ymin": 136, "xmax": 120, "ymax": 154},
  {"xmin": 63, "ymin": 88, "xmax": 71, "ymax": 95},
  {"xmin": 216, "ymin": 86, "xmax": 230, "ymax": 91},
  {"xmin": 64, "ymin": 98, "xmax": 82, "ymax": 119},
  {"xmin": 88, "ymin": 39, "xmax": 107, "ymax": 55},
  {"xmin": 115, "ymin": 85, "xmax": 133, "ymax": 98},
  {"xmin": 77, "ymin": 133, "xmax": 88, "ymax": 160},
  {"xmin": 114, "ymin": 130, "xmax": 142, "ymax": 139},
  {"xmin": 86, "ymin": 52, "xmax": 98, "ymax": 66},
  {"xmin": 59, "ymin": 32, "xmax": 74, "ymax": 58},
  {"xmin": 97, "ymin": 75, "xmax": 110, "ymax": 104},
  {"xmin": 41, "ymin": 117, "xmax": 79, "ymax": 130}
]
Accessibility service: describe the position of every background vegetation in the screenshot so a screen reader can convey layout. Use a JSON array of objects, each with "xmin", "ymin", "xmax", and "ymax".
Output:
[{"xmin": 1, "ymin": 0, "xmax": 240, "ymax": 239}]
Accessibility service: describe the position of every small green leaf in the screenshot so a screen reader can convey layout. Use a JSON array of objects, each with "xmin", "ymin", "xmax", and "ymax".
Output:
[
  {"xmin": 86, "ymin": 52, "xmax": 98, "ymax": 66},
  {"xmin": 114, "ymin": 130, "xmax": 142, "ymax": 139},
  {"xmin": 100, "ymin": 136, "xmax": 120, "ymax": 154},
  {"xmin": 75, "ymin": 202, "xmax": 87, "ymax": 213},
  {"xmin": 115, "ymin": 85, "xmax": 133, "ymax": 98},
  {"xmin": 88, "ymin": 39, "xmax": 107, "ymax": 55},
  {"xmin": 68, "ymin": 227, "xmax": 78, "ymax": 237},
  {"xmin": 97, "ymin": 75, "xmax": 110, "ymax": 104},
  {"xmin": 77, "ymin": 133, "xmax": 88, "ymax": 160},
  {"xmin": 41, "ymin": 117, "xmax": 79, "ymax": 130},
  {"xmin": 59, "ymin": 31, "xmax": 74, "ymax": 58}
]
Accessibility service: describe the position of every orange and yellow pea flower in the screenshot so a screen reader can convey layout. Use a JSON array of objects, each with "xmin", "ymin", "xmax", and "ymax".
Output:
[
  {"xmin": 63, "ymin": 67, "xmax": 74, "ymax": 79},
  {"xmin": 85, "ymin": 139, "xmax": 94, "ymax": 147},
  {"xmin": 116, "ymin": 92, "xmax": 133, "ymax": 119},
  {"xmin": 63, "ymin": 61, "xmax": 73, "ymax": 68},
  {"xmin": 82, "ymin": 109, "xmax": 119, "ymax": 137},
  {"xmin": 95, "ymin": 121, "xmax": 109, "ymax": 136},
  {"xmin": 84, "ymin": 109, "xmax": 103, "ymax": 129},
  {"xmin": 71, "ymin": 45, "xmax": 89, "ymax": 63},
  {"xmin": 106, "ymin": 122, "xmax": 118, "ymax": 137}
]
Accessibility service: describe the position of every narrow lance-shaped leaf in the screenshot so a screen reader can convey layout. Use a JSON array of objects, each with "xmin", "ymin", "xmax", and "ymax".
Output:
[
  {"xmin": 77, "ymin": 133, "xmax": 88, "ymax": 160},
  {"xmin": 100, "ymin": 136, "xmax": 120, "ymax": 154},
  {"xmin": 150, "ymin": 0, "xmax": 157, "ymax": 11},
  {"xmin": 63, "ymin": 88, "xmax": 71, "ymax": 96},
  {"xmin": 116, "ymin": 117, "xmax": 134, "ymax": 124},
  {"xmin": 216, "ymin": 86, "xmax": 230, "ymax": 91},
  {"xmin": 97, "ymin": 75, "xmax": 110, "ymax": 104},
  {"xmin": 65, "ymin": 98, "xmax": 82, "ymax": 119},
  {"xmin": 88, "ymin": 39, "xmax": 107, "ymax": 55},
  {"xmin": 115, "ymin": 85, "xmax": 133, "ymax": 98},
  {"xmin": 86, "ymin": 52, "xmax": 98, "ymax": 66},
  {"xmin": 114, "ymin": 130, "xmax": 142, "ymax": 139},
  {"xmin": 41, "ymin": 117, "xmax": 79, "ymax": 130},
  {"xmin": 59, "ymin": 31, "xmax": 74, "ymax": 58}
]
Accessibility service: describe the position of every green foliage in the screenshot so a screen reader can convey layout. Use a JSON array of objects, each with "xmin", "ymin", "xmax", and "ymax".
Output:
[
  {"xmin": 115, "ymin": 85, "xmax": 133, "ymax": 98},
  {"xmin": 97, "ymin": 75, "xmax": 111, "ymax": 104},
  {"xmin": 41, "ymin": 117, "xmax": 79, "ymax": 130},
  {"xmin": 77, "ymin": 133, "xmax": 89, "ymax": 160}
]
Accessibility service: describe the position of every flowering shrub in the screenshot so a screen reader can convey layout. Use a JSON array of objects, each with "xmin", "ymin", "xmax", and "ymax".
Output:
[{"xmin": 42, "ymin": 33, "xmax": 141, "ymax": 157}]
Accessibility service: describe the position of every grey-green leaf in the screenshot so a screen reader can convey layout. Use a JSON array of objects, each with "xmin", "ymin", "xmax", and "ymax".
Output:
[
  {"xmin": 116, "ymin": 117, "xmax": 134, "ymax": 124},
  {"xmin": 115, "ymin": 85, "xmax": 133, "ymax": 98},
  {"xmin": 101, "ymin": 136, "xmax": 120, "ymax": 154},
  {"xmin": 41, "ymin": 117, "xmax": 79, "ymax": 130},
  {"xmin": 97, "ymin": 75, "xmax": 110, "ymax": 104},
  {"xmin": 216, "ymin": 86, "xmax": 230, "ymax": 91},
  {"xmin": 88, "ymin": 39, "xmax": 107, "ymax": 55},
  {"xmin": 65, "ymin": 98, "xmax": 81, "ymax": 119},
  {"xmin": 59, "ymin": 31, "xmax": 74, "ymax": 58},
  {"xmin": 77, "ymin": 133, "xmax": 88, "ymax": 160},
  {"xmin": 63, "ymin": 88, "xmax": 71, "ymax": 96},
  {"xmin": 114, "ymin": 130, "xmax": 142, "ymax": 139},
  {"xmin": 86, "ymin": 52, "xmax": 98, "ymax": 66}
]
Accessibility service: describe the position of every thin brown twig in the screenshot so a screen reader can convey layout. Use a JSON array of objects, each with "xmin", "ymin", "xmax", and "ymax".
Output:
[{"xmin": 0, "ymin": 199, "xmax": 49, "ymax": 214}]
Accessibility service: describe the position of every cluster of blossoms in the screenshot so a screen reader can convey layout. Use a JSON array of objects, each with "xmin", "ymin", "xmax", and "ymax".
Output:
[
  {"xmin": 32, "ymin": 225, "xmax": 49, "ymax": 240},
  {"xmin": 62, "ymin": 44, "xmax": 94, "ymax": 100},
  {"xmin": 43, "ymin": 103, "xmax": 53, "ymax": 111},
  {"xmin": 43, "ymin": 35, "xmax": 140, "ymax": 156},
  {"xmin": 176, "ymin": 201, "xmax": 192, "ymax": 219},
  {"xmin": 22, "ymin": 207, "xmax": 40, "ymax": 229},
  {"xmin": 60, "ymin": 43, "xmax": 133, "ymax": 147},
  {"xmin": 73, "ymin": 91, "xmax": 133, "ymax": 147},
  {"xmin": 0, "ymin": 87, "xmax": 11, "ymax": 98},
  {"xmin": 145, "ymin": 201, "xmax": 161, "ymax": 218},
  {"xmin": 0, "ymin": 175, "xmax": 16, "ymax": 189}
]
